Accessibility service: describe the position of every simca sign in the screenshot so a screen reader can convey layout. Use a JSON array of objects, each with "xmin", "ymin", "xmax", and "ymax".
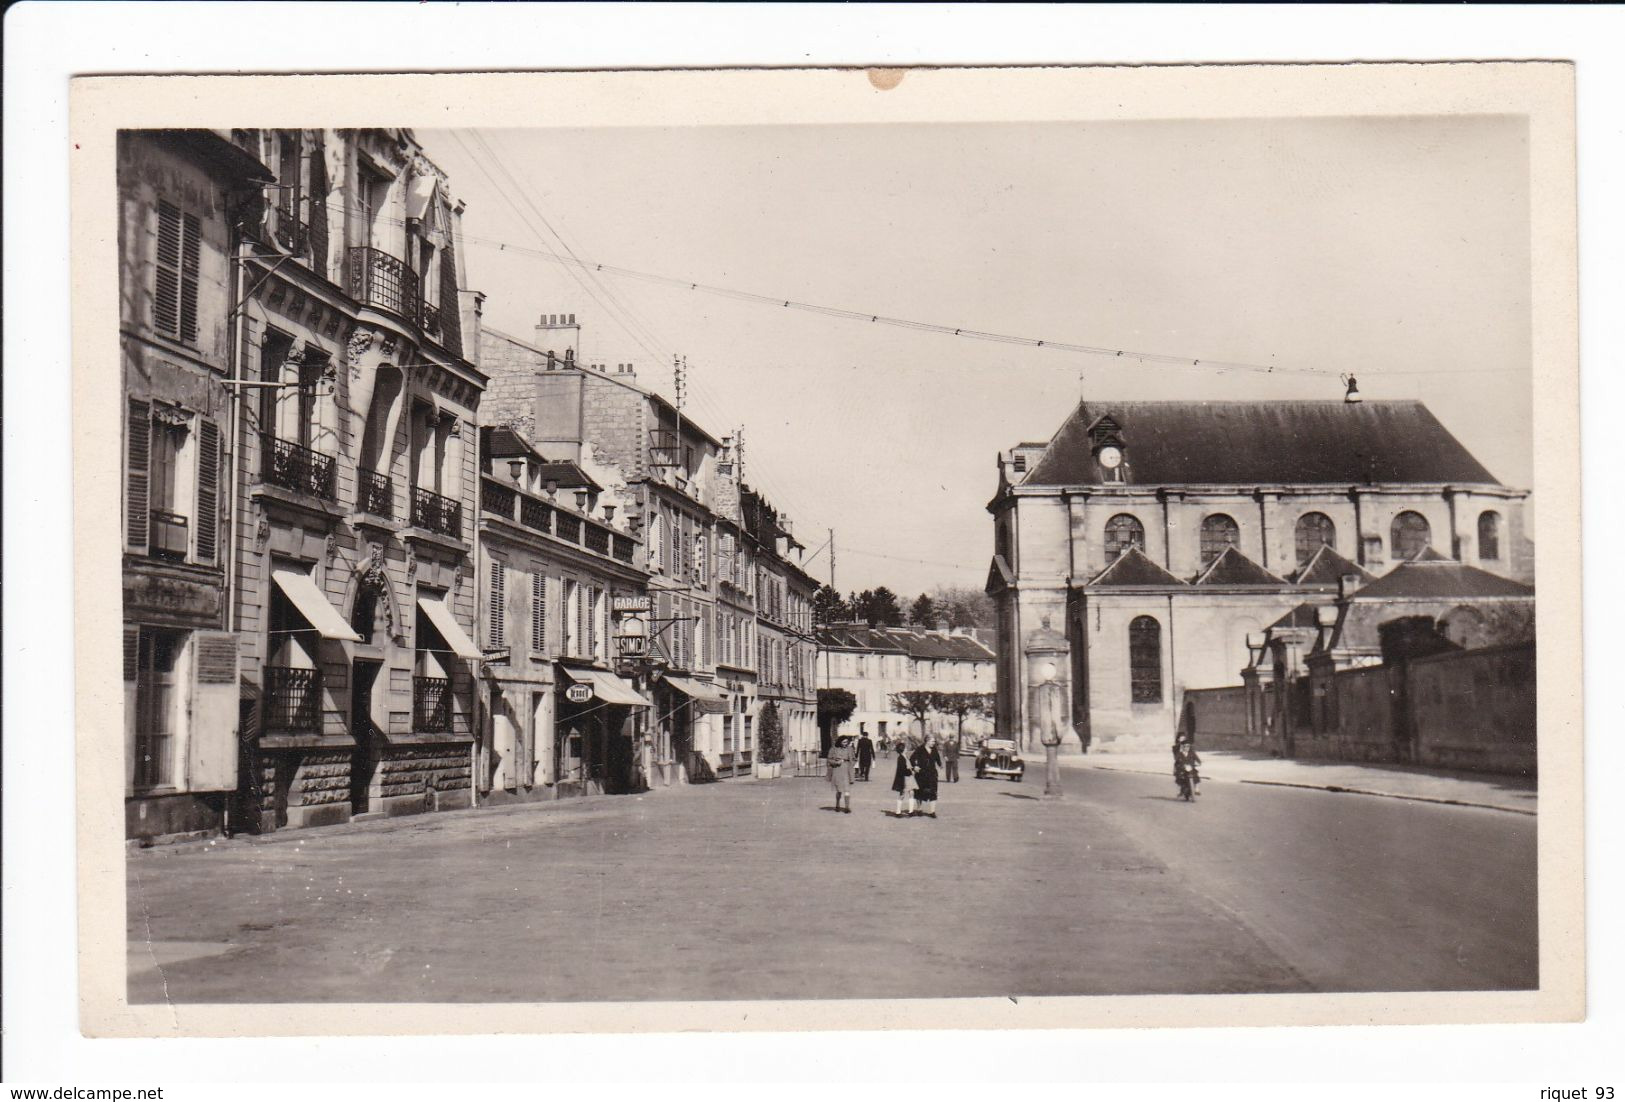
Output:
[{"xmin": 564, "ymin": 683, "xmax": 594, "ymax": 704}]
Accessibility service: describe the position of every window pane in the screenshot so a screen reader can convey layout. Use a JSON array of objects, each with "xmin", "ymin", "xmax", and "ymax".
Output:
[
  {"xmin": 1391, "ymin": 511, "xmax": 1431, "ymax": 561},
  {"xmin": 1199, "ymin": 514, "xmax": 1240, "ymax": 567},
  {"xmin": 1294, "ymin": 512, "xmax": 1336, "ymax": 565},
  {"xmin": 1128, "ymin": 616, "xmax": 1162, "ymax": 704},
  {"xmin": 1104, "ymin": 514, "xmax": 1145, "ymax": 560}
]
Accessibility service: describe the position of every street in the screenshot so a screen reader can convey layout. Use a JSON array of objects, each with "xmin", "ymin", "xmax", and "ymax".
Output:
[{"xmin": 127, "ymin": 757, "xmax": 1537, "ymax": 1003}]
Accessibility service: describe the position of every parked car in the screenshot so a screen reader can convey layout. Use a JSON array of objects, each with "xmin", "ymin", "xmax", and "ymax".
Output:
[{"xmin": 975, "ymin": 737, "xmax": 1025, "ymax": 782}]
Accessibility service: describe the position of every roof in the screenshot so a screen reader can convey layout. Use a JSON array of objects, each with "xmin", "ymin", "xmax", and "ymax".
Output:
[
  {"xmin": 815, "ymin": 626, "xmax": 908, "ymax": 654},
  {"xmin": 482, "ymin": 425, "xmax": 544, "ymax": 463},
  {"xmin": 1269, "ymin": 602, "xmax": 1324, "ymax": 631},
  {"xmin": 1088, "ymin": 547, "xmax": 1187, "ymax": 587},
  {"xmin": 1354, "ymin": 559, "xmax": 1535, "ymax": 601},
  {"xmin": 1022, "ymin": 400, "xmax": 1501, "ymax": 487},
  {"xmin": 814, "ymin": 625, "xmax": 995, "ymax": 661},
  {"xmin": 1290, "ymin": 543, "xmax": 1375, "ymax": 586},
  {"xmin": 1193, "ymin": 546, "xmax": 1288, "ymax": 586},
  {"xmin": 534, "ymin": 462, "xmax": 602, "ymax": 495}
]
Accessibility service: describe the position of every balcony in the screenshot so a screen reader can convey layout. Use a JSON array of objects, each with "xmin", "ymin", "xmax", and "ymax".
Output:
[
  {"xmin": 346, "ymin": 246, "xmax": 462, "ymax": 355},
  {"xmin": 262, "ymin": 436, "xmax": 336, "ymax": 501},
  {"xmin": 264, "ymin": 666, "xmax": 321, "ymax": 732},
  {"xmin": 149, "ymin": 509, "xmax": 190, "ymax": 560},
  {"xmin": 520, "ymin": 495, "xmax": 551, "ymax": 534},
  {"xmin": 358, "ymin": 469, "xmax": 392, "ymax": 518},
  {"xmin": 411, "ymin": 486, "xmax": 462, "ymax": 539},
  {"xmin": 481, "ymin": 479, "xmax": 516, "ymax": 521},
  {"xmin": 413, "ymin": 675, "xmax": 452, "ymax": 733}
]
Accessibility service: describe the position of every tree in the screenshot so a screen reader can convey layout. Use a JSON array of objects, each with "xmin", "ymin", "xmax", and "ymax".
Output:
[
  {"xmin": 889, "ymin": 690, "xmax": 936, "ymax": 739},
  {"xmin": 931, "ymin": 691, "xmax": 996, "ymax": 744},
  {"xmin": 910, "ymin": 593, "xmax": 938, "ymax": 626},
  {"xmin": 852, "ymin": 586, "xmax": 904, "ymax": 627},
  {"xmin": 817, "ymin": 687, "xmax": 857, "ymax": 756},
  {"xmin": 930, "ymin": 584, "xmax": 995, "ymax": 631},
  {"xmin": 813, "ymin": 584, "xmax": 850, "ymax": 625},
  {"xmin": 758, "ymin": 701, "xmax": 785, "ymax": 764}
]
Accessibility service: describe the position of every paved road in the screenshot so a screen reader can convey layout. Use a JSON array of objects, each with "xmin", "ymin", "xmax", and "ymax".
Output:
[{"xmin": 127, "ymin": 758, "xmax": 1535, "ymax": 1003}]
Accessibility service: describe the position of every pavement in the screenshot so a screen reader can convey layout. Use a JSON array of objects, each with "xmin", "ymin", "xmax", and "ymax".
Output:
[
  {"xmin": 1078, "ymin": 748, "xmax": 1538, "ymax": 815},
  {"xmin": 127, "ymin": 755, "xmax": 1537, "ymax": 1004}
]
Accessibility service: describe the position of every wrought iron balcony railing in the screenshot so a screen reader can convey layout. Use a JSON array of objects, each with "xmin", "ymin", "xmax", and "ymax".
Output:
[
  {"xmin": 348, "ymin": 246, "xmax": 420, "ymax": 320},
  {"xmin": 358, "ymin": 468, "xmax": 392, "ymax": 518},
  {"xmin": 264, "ymin": 666, "xmax": 321, "ymax": 732},
  {"xmin": 262, "ymin": 436, "xmax": 336, "ymax": 501},
  {"xmin": 413, "ymin": 675, "xmax": 452, "ymax": 733},
  {"xmin": 149, "ymin": 509, "xmax": 190, "ymax": 559},
  {"xmin": 411, "ymin": 486, "xmax": 462, "ymax": 539}
]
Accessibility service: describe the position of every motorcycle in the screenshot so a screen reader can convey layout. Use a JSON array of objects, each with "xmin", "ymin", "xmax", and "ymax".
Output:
[{"xmin": 1175, "ymin": 767, "xmax": 1199, "ymax": 802}]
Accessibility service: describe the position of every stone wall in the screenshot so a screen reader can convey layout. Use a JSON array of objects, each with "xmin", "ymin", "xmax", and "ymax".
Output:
[
  {"xmin": 1180, "ymin": 686, "xmax": 1263, "ymax": 752},
  {"xmin": 1411, "ymin": 643, "xmax": 1535, "ymax": 774}
]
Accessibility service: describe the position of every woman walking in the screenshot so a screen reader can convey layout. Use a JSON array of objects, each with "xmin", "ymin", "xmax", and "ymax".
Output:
[
  {"xmin": 911, "ymin": 736, "xmax": 942, "ymax": 818},
  {"xmin": 827, "ymin": 735, "xmax": 855, "ymax": 814},
  {"xmin": 891, "ymin": 738, "xmax": 917, "ymax": 818}
]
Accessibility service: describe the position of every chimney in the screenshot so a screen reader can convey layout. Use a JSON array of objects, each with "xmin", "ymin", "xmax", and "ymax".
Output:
[
  {"xmin": 1338, "ymin": 573, "xmax": 1363, "ymax": 601},
  {"xmin": 936, "ymin": 619, "xmax": 951, "ymax": 634},
  {"xmin": 535, "ymin": 311, "xmax": 582, "ymax": 362}
]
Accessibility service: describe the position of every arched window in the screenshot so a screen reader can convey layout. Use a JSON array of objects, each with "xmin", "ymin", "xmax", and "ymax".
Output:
[
  {"xmin": 1391, "ymin": 511, "xmax": 1431, "ymax": 561},
  {"xmin": 1104, "ymin": 514, "xmax": 1145, "ymax": 560},
  {"xmin": 1478, "ymin": 511, "xmax": 1501, "ymax": 561},
  {"xmin": 648, "ymin": 515, "xmax": 666, "ymax": 572},
  {"xmin": 1294, "ymin": 512, "xmax": 1336, "ymax": 565},
  {"xmin": 1129, "ymin": 616, "xmax": 1162, "ymax": 704},
  {"xmin": 1199, "ymin": 514, "xmax": 1240, "ymax": 567}
]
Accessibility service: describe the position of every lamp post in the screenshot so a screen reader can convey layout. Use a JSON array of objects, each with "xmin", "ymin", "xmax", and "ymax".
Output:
[{"xmin": 1024, "ymin": 616, "xmax": 1070, "ymax": 800}]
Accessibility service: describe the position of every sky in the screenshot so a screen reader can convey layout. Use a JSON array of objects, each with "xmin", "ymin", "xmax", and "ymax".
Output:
[{"xmin": 418, "ymin": 116, "xmax": 1531, "ymax": 597}]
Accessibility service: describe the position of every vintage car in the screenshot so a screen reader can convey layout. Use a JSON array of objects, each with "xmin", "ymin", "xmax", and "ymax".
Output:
[{"xmin": 975, "ymin": 737, "xmax": 1025, "ymax": 781}]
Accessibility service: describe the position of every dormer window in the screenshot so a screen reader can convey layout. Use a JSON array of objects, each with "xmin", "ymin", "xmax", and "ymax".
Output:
[{"xmin": 1088, "ymin": 415, "xmax": 1126, "ymax": 482}]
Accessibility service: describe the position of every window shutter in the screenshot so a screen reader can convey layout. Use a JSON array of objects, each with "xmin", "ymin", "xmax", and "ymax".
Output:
[
  {"xmin": 531, "ymin": 573, "xmax": 546, "ymax": 653},
  {"xmin": 488, "ymin": 561, "xmax": 505, "ymax": 648},
  {"xmin": 194, "ymin": 417, "xmax": 221, "ymax": 563},
  {"xmin": 188, "ymin": 630, "xmax": 241, "ymax": 791},
  {"xmin": 123, "ymin": 625, "xmax": 140, "ymax": 682},
  {"xmin": 438, "ymin": 230, "xmax": 462, "ymax": 352},
  {"xmin": 179, "ymin": 211, "xmax": 201, "ymax": 344},
  {"xmin": 307, "ymin": 142, "xmax": 329, "ymax": 280},
  {"xmin": 126, "ymin": 398, "xmax": 151, "ymax": 552},
  {"xmin": 154, "ymin": 202, "xmax": 182, "ymax": 338}
]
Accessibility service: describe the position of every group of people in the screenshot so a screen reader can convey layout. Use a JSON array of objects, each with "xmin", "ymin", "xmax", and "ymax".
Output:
[{"xmin": 825, "ymin": 732, "xmax": 961, "ymax": 818}]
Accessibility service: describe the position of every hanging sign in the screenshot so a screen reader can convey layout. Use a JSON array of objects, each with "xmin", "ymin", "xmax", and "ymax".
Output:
[
  {"xmin": 613, "ymin": 595, "xmax": 651, "ymax": 612},
  {"xmin": 564, "ymin": 683, "xmax": 594, "ymax": 704}
]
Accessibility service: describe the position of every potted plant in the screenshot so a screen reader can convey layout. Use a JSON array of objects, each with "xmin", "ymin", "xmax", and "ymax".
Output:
[{"xmin": 756, "ymin": 702, "xmax": 784, "ymax": 779}]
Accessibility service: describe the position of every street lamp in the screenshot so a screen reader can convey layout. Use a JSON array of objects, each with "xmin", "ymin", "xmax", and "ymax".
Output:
[{"xmin": 1024, "ymin": 616, "xmax": 1070, "ymax": 800}]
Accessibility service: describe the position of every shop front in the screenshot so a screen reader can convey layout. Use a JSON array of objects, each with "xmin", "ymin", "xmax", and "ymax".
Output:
[{"xmin": 554, "ymin": 664, "xmax": 652, "ymax": 795}]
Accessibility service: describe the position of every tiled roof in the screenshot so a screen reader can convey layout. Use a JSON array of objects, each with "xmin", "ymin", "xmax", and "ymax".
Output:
[
  {"xmin": 1193, "ymin": 546, "xmax": 1288, "ymax": 586},
  {"xmin": 481, "ymin": 424, "xmax": 544, "ymax": 463},
  {"xmin": 1354, "ymin": 559, "xmax": 1535, "ymax": 601},
  {"xmin": 1022, "ymin": 400, "xmax": 1500, "ymax": 487},
  {"xmin": 1290, "ymin": 544, "xmax": 1374, "ymax": 586},
  {"xmin": 1269, "ymin": 602, "xmax": 1324, "ymax": 631},
  {"xmin": 533, "ymin": 462, "xmax": 602, "ymax": 495},
  {"xmin": 1087, "ymin": 546, "xmax": 1187, "ymax": 587}
]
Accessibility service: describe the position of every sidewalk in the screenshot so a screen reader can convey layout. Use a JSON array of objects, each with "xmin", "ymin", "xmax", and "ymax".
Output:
[{"xmin": 1075, "ymin": 749, "xmax": 1536, "ymax": 815}]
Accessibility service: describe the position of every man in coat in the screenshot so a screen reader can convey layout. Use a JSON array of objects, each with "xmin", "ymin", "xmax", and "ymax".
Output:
[
  {"xmin": 856, "ymin": 732, "xmax": 876, "ymax": 781},
  {"xmin": 942, "ymin": 733, "xmax": 961, "ymax": 782}
]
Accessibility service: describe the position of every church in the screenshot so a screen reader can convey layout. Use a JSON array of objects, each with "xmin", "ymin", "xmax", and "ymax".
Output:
[{"xmin": 985, "ymin": 399, "xmax": 1531, "ymax": 751}]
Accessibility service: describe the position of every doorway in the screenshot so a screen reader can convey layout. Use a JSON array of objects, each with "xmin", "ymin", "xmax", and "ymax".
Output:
[{"xmin": 350, "ymin": 660, "xmax": 381, "ymax": 813}]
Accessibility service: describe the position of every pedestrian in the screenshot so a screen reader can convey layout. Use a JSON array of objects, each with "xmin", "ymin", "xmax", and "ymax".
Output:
[
  {"xmin": 911, "ymin": 736, "xmax": 942, "ymax": 818},
  {"xmin": 856, "ymin": 732, "xmax": 875, "ymax": 781},
  {"xmin": 942, "ymin": 732, "xmax": 961, "ymax": 783},
  {"xmin": 1173, "ymin": 733, "xmax": 1201, "ymax": 799},
  {"xmin": 891, "ymin": 738, "xmax": 917, "ymax": 818},
  {"xmin": 828, "ymin": 735, "xmax": 855, "ymax": 814}
]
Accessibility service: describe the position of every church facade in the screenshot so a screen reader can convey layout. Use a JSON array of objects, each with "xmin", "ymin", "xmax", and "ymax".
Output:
[{"xmin": 986, "ymin": 400, "xmax": 1530, "ymax": 751}]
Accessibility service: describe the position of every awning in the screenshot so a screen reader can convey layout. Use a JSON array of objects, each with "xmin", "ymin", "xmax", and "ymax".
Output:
[
  {"xmin": 663, "ymin": 676, "xmax": 727, "ymax": 704},
  {"xmin": 561, "ymin": 667, "xmax": 652, "ymax": 708},
  {"xmin": 272, "ymin": 570, "xmax": 362, "ymax": 641},
  {"xmin": 416, "ymin": 596, "xmax": 482, "ymax": 660},
  {"xmin": 404, "ymin": 173, "xmax": 439, "ymax": 223}
]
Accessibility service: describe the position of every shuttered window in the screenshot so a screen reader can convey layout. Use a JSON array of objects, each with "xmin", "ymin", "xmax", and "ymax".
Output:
[
  {"xmin": 127, "ymin": 398, "xmax": 151, "ymax": 551},
  {"xmin": 194, "ymin": 418, "xmax": 221, "ymax": 563},
  {"xmin": 438, "ymin": 230, "xmax": 462, "ymax": 351},
  {"xmin": 531, "ymin": 573, "xmax": 547, "ymax": 653},
  {"xmin": 154, "ymin": 201, "xmax": 201, "ymax": 343},
  {"xmin": 488, "ymin": 561, "xmax": 506, "ymax": 648},
  {"xmin": 306, "ymin": 141, "xmax": 329, "ymax": 280}
]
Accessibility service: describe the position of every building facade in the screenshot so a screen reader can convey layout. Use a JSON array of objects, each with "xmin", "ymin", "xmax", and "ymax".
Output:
[
  {"xmin": 815, "ymin": 624, "xmax": 997, "ymax": 747},
  {"xmin": 988, "ymin": 400, "xmax": 1531, "ymax": 752},
  {"xmin": 475, "ymin": 425, "xmax": 653, "ymax": 801},
  {"xmin": 229, "ymin": 128, "xmax": 487, "ymax": 832},
  {"xmin": 121, "ymin": 131, "xmax": 274, "ymax": 842}
]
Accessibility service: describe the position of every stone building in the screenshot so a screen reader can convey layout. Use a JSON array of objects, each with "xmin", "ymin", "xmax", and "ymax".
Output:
[
  {"xmin": 814, "ymin": 624, "xmax": 997, "ymax": 747},
  {"xmin": 738, "ymin": 487, "xmax": 821, "ymax": 772},
  {"xmin": 120, "ymin": 131, "xmax": 273, "ymax": 842},
  {"xmin": 987, "ymin": 399, "xmax": 1531, "ymax": 751},
  {"xmin": 475, "ymin": 424, "xmax": 652, "ymax": 800},
  {"xmin": 228, "ymin": 128, "xmax": 486, "ymax": 832}
]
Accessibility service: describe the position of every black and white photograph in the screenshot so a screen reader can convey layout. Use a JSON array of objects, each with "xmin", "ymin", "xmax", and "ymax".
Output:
[{"xmin": 57, "ymin": 58, "xmax": 1587, "ymax": 1048}]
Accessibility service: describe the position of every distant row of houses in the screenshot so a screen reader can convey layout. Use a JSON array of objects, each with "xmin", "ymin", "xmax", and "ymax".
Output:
[
  {"xmin": 814, "ymin": 623, "xmax": 997, "ymax": 747},
  {"xmin": 120, "ymin": 129, "xmax": 820, "ymax": 844}
]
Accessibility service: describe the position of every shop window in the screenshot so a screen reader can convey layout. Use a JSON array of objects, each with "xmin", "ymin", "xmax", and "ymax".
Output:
[
  {"xmin": 1129, "ymin": 615, "xmax": 1162, "ymax": 704},
  {"xmin": 1104, "ymin": 514, "xmax": 1145, "ymax": 560},
  {"xmin": 1295, "ymin": 512, "xmax": 1336, "ymax": 565},
  {"xmin": 1391, "ymin": 511, "xmax": 1431, "ymax": 561},
  {"xmin": 1199, "ymin": 514, "xmax": 1240, "ymax": 567},
  {"xmin": 1478, "ymin": 511, "xmax": 1502, "ymax": 561}
]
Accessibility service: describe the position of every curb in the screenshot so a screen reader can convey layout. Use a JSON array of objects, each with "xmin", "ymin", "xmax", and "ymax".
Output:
[{"xmin": 1081, "ymin": 763, "xmax": 1536, "ymax": 817}]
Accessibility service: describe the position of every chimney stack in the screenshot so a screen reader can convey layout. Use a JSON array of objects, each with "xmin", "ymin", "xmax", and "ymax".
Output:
[{"xmin": 535, "ymin": 311, "xmax": 582, "ymax": 363}]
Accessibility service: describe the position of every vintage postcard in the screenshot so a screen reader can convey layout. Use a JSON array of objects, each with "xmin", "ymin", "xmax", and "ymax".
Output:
[{"xmin": 71, "ymin": 62, "xmax": 1582, "ymax": 1037}]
